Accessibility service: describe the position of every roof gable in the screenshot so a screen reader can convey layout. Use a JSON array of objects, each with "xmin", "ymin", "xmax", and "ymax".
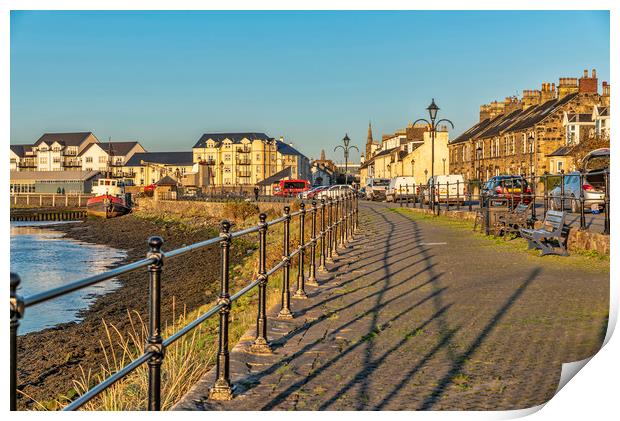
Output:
[
  {"xmin": 34, "ymin": 132, "xmax": 95, "ymax": 148},
  {"xmin": 125, "ymin": 152, "xmax": 194, "ymax": 167},
  {"xmin": 193, "ymin": 132, "xmax": 273, "ymax": 149}
]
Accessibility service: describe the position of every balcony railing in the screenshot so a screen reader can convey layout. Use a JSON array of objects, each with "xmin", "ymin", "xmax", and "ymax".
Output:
[{"xmin": 236, "ymin": 158, "xmax": 251, "ymax": 165}]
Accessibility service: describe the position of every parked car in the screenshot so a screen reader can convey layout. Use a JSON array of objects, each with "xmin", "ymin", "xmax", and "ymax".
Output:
[
  {"xmin": 549, "ymin": 171, "xmax": 606, "ymax": 213},
  {"xmin": 386, "ymin": 176, "xmax": 416, "ymax": 202},
  {"xmin": 301, "ymin": 185, "xmax": 328, "ymax": 199},
  {"xmin": 423, "ymin": 174, "xmax": 466, "ymax": 204},
  {"xmin": 365, "ymin": 178, "xmax": 391, "ymax": 201},
  {"xmin": 481, "ymin": 175, "xmax": 531, "ymax": 207},
  {"xmin": 317, "ymin": 184, "xmax": 355, "ymax": 199}
]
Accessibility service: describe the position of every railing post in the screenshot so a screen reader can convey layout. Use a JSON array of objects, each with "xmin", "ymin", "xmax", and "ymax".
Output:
[
  {"xmin": 530, "ymin": 174, "xmax": 537, "ymax": 222},
  {"xmin": 209, "ymin": 221, "xmax": 234, "ymax": 400},
  {"xmin": 342, "ymin": 194, "xmax": 349, "ymax": 246},
  {"xmin": 331, "ymin": 197, "xmax": 340, "ymax": 257},
  {"xmin": 543, "ymin": 172, "xmax": 549, "ymax": 215},
  {"xmin": 446, "ymin": 181, "xmax": 450, "ymax": 211},
  {"xmin": 326, "ymin": 197, "xmax": 334, "ymax": 263},
  {"xmin": 278, "ymin": 206, "xmax": 293, "ymax": 319},
  {"xmin": 338, "ymin": 196, "xmax": 345, "ymax": 250},
  {"xmin": 354, "ymin": 190, "xmax": 359, "ymax": 232},
  {"xmin": 10, "ymin": 273, "xmax": 24, "ymax": 411},
  {"xmin": 468, "ymin": 181, "xmax": 473, "ymax": 212},
  {"xmin": 604, "ymin": 169, "xmax": 610, "ymax": 235},
  {"xmin": 146, "ymin": 236, "xmax": 164, "ymax": 411},
  {"xmin": 348, "ymin": 193, "xmax": 354, "ymax": 240},
  {"xmin": 319, "ymin": 199, "xmax": 327, "ymax": 271},
  {"xmin": 294, "ymin": 203, "xmax": 308, "ymax": 299},
  {"xmin": 250, "ymin": 213, "xmax": 272, "ymax": 354},
  {"xmin": 579, "ymin": 172, "xmax": 586, "ymax": 230},
  {"xmin": 560, "ymin": 170, "xmax": 565, "ymax": 212},
  {"xmin": 307, "ymin": 201, "xmax": 319, "ymax": 286},
  {"xmin": 436, "ymin": 181, "xmax": 441, "ymax": 216}
]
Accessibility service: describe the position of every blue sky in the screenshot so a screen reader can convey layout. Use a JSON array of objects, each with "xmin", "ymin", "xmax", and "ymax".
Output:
[{"xmin": 10, "ymin": 10, "xmax": 609, "ymax": 162}]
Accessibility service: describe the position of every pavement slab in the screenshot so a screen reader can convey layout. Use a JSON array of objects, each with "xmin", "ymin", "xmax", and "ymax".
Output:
[{"xmin": 174, "ymin": 201, "xmax": 608, "ymax": 411}]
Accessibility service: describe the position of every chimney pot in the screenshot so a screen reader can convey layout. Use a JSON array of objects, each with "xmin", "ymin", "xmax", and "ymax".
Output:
[
  {"xmin": 592, "ymin": 69, "xmax": 597, "ymax": 78},
  {"xmin": 584, "ymin": 69, "xmax": 588, "ymax": 78}
]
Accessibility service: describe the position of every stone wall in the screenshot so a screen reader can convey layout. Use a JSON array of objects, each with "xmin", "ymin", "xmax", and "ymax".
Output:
[{"xmin": 398, "ymin": 206, "xmax": 609, "ymax": 255}]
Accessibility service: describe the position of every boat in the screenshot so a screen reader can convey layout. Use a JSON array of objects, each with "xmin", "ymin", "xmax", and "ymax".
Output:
[{"xmin": 86, "ymin": 178, "xmax": 132, "ymax": 218}]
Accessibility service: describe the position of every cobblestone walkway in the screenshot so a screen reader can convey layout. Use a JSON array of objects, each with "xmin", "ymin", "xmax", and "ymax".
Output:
[{"xmin": 175, "ymin": 202, "xmax": 608, "ymax": 411}]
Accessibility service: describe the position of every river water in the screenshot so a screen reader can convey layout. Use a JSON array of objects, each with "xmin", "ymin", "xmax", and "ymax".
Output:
[{"xmin": 10, "ymin": 221, "xmax": 127, "ymax": 335}]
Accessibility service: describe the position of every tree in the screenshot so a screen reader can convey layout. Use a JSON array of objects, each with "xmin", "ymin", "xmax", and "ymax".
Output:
[{"xmin": 567, "ymin": 131, "xmax": 610, "ymax": 171}]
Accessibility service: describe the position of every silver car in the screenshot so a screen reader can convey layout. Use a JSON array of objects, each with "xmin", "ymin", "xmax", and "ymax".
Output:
[{"xmin": 549, "ymin": 171, "xmax": 606, "ymax": 213}]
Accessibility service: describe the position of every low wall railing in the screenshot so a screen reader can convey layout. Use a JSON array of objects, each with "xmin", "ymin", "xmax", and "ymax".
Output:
[
  {"xmin": 376, "ymin": 169, "xmax": 609, "ymax": 234},
  {"xmin": 10, "ymin": 191, "xmax": 359, "ymax": 411}
]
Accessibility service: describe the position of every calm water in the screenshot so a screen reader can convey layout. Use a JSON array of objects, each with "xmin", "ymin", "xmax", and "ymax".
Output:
[{"xmin": 10, "ymin": 221, "xmax": 127, "ymax": 335}]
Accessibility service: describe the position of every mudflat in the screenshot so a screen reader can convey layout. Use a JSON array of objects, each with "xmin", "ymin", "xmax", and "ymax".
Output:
[{"xmin": 15, "ymin": 214, "xmax": 246, "ymax": 409}]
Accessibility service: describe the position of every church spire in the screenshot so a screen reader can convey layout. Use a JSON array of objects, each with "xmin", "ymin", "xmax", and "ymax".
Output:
[
  {"xmin": 320, "ymin": 149, "xmax": 326, "ymax": 161},
  {"xmin": 366, "ymin": 121, "xmax": 375, "ymax": 159}
]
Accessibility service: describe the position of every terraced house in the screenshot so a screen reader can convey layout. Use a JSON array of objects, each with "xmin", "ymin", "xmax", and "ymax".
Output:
[
  {"xmin": 448, "ymin": 69, "xmax": 610, "ymax": 181},
  {"xmin": 191, "ymin": 132, "xmax": 311, "ymax": 186}
]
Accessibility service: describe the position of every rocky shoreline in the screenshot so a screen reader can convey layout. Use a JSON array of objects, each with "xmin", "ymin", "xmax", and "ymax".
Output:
[{"xmin": 15, "ymin": 213, "xmax": 247, "ymax": 409}]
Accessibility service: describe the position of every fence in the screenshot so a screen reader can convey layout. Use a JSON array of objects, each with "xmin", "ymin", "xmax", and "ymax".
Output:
[
  {"xmin": 10, "ymin": 193, "xmax": 95, "ymax": 208},
  {"xmin": 10, "ymin": 191, "xmax": 359, "ymax": 411},
  {"xmin": 378, "ymin": 169, "xmax": 610, "ymax": 235}
]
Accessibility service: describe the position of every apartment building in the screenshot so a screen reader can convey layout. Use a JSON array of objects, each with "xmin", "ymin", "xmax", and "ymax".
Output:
[
  {"xmin": 191, "ymin": 132, "xmax": 310, "ymax": 186},
  {"xmin": 123, "ymin": 152, "xmax": 195, "ymax": 186},
  {"xmin": 79, "ymin": 141, "xmax": 145, "ymax": 176}
]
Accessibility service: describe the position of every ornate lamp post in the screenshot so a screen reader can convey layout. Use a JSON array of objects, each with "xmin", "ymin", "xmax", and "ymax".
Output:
[
  {"xmin": 413, "ymin": 99, "xmax": 454, "ymax": 207},
  {"xmin": 334, "ymin": 134, "xmax": 359, "ymax": 185},
  {"xmin": 411, "ymin": 158, "xmax": 415, "ymax": 178},
  {"xmin": 219, "ymin": 161, "xmax": 225, "ymax": 194}
]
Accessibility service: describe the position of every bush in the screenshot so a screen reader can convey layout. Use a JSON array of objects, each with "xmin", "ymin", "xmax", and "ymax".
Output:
[{"xmin": 223, "ymin": 201, "xmax": 260, "ymax": 221}]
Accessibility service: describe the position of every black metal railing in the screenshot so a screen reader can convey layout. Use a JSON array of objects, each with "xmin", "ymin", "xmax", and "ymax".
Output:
[
  {"xmin": 378, "ymin": 169, "xmax": 609, "ymax": 234},
  {"xmin": 10, "ymin": 191, "xmax": 359, "ymax": 411}
]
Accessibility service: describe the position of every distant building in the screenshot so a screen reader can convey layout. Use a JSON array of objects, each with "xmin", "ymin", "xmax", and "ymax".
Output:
[
  {"xmin": 79, "ymin": 141, "xmax": 145, "ymax": 175},
  {"xmin": 360, "ymin": 123, "xmax": 449, "ymax": 186},
  {"xmin": 191, "ymin": 132, "xmax": 311, "ymax": 186},
  {"xmin": 10, "ymin": 170, "xmax": 102, "ymax": 194},
  {"xmin": 310, "ymin": 149, "xmax": 339, "ymax": 186},
  {"xmin": 124, "ymin": 152, "xmax": 195, "ymax": 186},
  {"xmin": 9, "ymin": 132, "xmax": 145, "ymax": 178}
]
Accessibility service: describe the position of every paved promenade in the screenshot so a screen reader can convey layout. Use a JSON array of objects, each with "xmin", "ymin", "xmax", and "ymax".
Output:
[{"xmin": 175, "ymin": 201, "xmax": 608, "ymax": 411}]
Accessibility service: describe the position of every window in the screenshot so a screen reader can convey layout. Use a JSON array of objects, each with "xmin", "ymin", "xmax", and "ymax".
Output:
[
  {"xmin": 39, "ymin": 157, "xmax": 47, "ymax": 164},
  {"xmin": 86, "ymin": 157, "xmax": 93, "ymax": 163},
  {"xmin": 53, "ymin": 157, "xmax": 60, "ymax": 163},
  {"xmin": 224, "ymin": 154, "xmax": 231, "ymax": 161},
  {"xmin": 511, "ymin": 137, "xmax": 515, "ymax": 155},
  {"xmin": 557, "ymin": 161, "xmax": 564, "ymax": 173},
  {"xmin": 99, "ymin": 156, "xmax": 107, "ymax": 163},
  {"xmin": 566, "ymin": 125, "xmax": 577, "ymax": 145}
]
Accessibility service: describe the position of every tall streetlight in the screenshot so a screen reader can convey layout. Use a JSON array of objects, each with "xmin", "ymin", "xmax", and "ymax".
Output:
[
  {"xmin": 334, "ymin": 134, "xmax": 359, "ymax": 185},
  {"xmin": 413, "ymin": 99, "xmax": 454, "ymax": 207}
]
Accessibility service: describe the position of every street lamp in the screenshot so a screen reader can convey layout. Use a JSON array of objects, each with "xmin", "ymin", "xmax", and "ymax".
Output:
[
  {"xmin": 528, "ymin": 133, "xmax": 537, "ymax": 221},
  {"xmin": 413, "ymin": 99, "xmax": 454, "ymax": 207},
  {"xmin": 476, "ymin": 145, "xmax": 482, "ymax": 180},
  {"xmin": 334, "ymin": 133, "xmax": 359, "ymax": 185},
  {"xmin": 411, "ymin": 158, "xmax": 415, "ymax": 178}
]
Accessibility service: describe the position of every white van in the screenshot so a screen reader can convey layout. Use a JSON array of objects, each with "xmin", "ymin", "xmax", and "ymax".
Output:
[
  {"xmin": 365, "ymin": 178, "xmax": 391, "ymax": 201},
  {"xmin": 386, "ymin": 176, "xmax": 416, "ymax": 202},
  {"xmin": 423, "ymin": 175, "xmax": 466, "ymax": 204}
]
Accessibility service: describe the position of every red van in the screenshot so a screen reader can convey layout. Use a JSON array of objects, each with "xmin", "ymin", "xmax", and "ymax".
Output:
[{"xmin": 272, "ymin": 179, "xmax": 311, "ymax": 197}]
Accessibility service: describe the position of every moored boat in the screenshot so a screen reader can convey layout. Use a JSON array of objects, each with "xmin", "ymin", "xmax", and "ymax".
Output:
[{"xmin": 87, "ymin": 178, "xmax": 131, "ymax": 218}]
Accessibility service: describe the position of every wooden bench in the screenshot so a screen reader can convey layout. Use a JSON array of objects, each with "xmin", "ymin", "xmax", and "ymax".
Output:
[
  {"xmin": 520, "ymin": 210, "xmax": 569, "ymax": 256},
  {"xmin": 494, "ymin": 202, "xmax": 532, "ymax": 237}
]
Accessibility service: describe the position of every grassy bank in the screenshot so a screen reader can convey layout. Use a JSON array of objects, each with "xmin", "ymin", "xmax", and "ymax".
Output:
[{"xmin": 390, "ymin": 207, "xmax": 609, "ymax": 271}]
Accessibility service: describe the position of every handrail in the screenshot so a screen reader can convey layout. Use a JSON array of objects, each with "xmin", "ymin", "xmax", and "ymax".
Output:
[{"xmin": 10, "ymin": 190, "xmax": 360, "ymax": 411}]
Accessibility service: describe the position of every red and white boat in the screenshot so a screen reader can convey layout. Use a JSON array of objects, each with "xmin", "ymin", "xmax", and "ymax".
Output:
[{"xmin": 86, "ymin": 178, "xmax": 132, "ymax": 218}]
